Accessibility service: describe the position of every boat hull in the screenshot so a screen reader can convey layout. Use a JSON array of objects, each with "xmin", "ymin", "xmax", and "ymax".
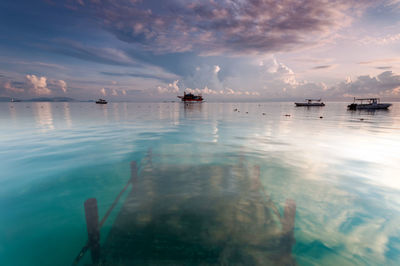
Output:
[
  {"xmin": 348, "ymin": 103, "xmax": 391, "ymax": 110},
  {"xmin": 180, "ymin": 99, "xmax": 203, "ymax": 102},
  {"xmin": 295, "ymin": 103, "xmax": 325, "ymax": 107}
]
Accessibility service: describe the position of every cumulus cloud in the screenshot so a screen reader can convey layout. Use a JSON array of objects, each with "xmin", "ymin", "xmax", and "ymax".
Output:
[
  {"xmin": 99, "ymin": 87, "xmax": 129, "ymax": 97},
  {"xmin": 26, "ymin": 74, "xmax": 51, "ymax": 95},
  {"xmin": 58, "ymin": 80, "xmax": 67, "ymax": 93},
  {"xmin": 4, "ymin": 81, "xmax": 24, "ymax": 93},
  {"xmin": 157, "ymin": 80, "xmax": 180, "ymax": 94},
  {"xmin": 1, "ymin": 75, "xmax": 70, "ymax": 97},
  {"xmin": 330, "ymin": 71, "xmax": 400, "ymax": 97},
  {"xmin": 181, "ymin": 65, "xmax": 223, "ymax": 92},
  {"xmin": 154, "ymin": 57, "xmax": 327, "ymax": 99},
  {"xmin": 48, "ymin": 79, "xmax": 67, "ymax": 93},
  {"xmin": 66, "ymin": 0, "xmax": 373, "ymax": 55}
]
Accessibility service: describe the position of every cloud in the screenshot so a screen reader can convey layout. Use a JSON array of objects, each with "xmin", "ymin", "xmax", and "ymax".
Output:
[
  {"xmin": 330, "ymin": 71, "xmax": 400, "ymax": 97},
  {"xmin": 360, "ymin": 33, "xmax": 400, "ymax": 45},
  {"xmin": 152, "ymin": 58, "xmax": 400, "ymax": 100},
  {"xmin": 1, "ymin": 75, "xmax": 69, "ymax": 97},
  {"xmin": 14, "ymin": 61, "xmax": 66, "ymax": 70},
  {"xmin": 181, "ymin": 64, "xmax": 223, "ymax": 92},
  {"xmin": 100, "ymin": 71, "xmax": 172, "ymax": 83},
  {"xmin": 157, "ymin": 80, "xmax": 180, "ymax": 94},
  {"xmin": 376, "ymin": 66, "xmax": 392, "ymax": 70},
  {"xmin": 312, "ymin": 65, "xmax": 335, "ymax": 70},
  {"xmin": 26, "ymin": 74, "xmax": 51, "ymax": 95},
  {"xmin": 65, "ymin": 0, "xmax": 373, "ymax": 55},
  {"xmin": 358, "ymin": 58, "xmax": 400, "ymax": 65},
  {"xmin": 50, "ymin": 79, "xmax": 67, "ymax": 93},
  {"xmin": 4, "ymin": 81, "xmax": 25, "ymax": 93},
  {"xmin": 99, "ymin": 87, "xmax": 129, "ymax": 97},
  {"xmin": 46, "ymin": 39, "xmax": 138, "ymax": 66}
]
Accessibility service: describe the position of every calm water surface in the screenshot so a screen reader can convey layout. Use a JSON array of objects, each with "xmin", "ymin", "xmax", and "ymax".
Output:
[{"xmin": 1, "ymin": 102, "xmax": 400, "ymax": 265}]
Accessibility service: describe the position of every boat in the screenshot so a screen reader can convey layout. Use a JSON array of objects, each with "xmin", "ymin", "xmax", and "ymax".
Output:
[
  {"xmin": 11, "ymin": 98, "xmax": 21, "ymax": 102},
  {"xmin": 177, "ymin": 92, "xmax": 204, "ymax": 102},
  {"xmin": 295, "ymin": 99, "xmax": 325, "ymax": 107},
  {"xmin": 347, "ymin": 98, "xmax": 391, "ymax": 110},
  {"xmin": 95, "ymin": 99, "xmax": 107, "ymax": 104}
]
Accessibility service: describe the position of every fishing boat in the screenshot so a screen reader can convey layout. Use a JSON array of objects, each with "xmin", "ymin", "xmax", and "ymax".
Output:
[
  {"xmin": 347, "ymin": 98, "xmax": 391, "ymax": 110},
  {"xmin": 95, "ymin": 99, "xmax": 107, "ymax": 104},
  {"xmin": 295, "ymin": 99, "xmax": 325, "ymax": 107},
  {"xmin": 177, "ymin": 92, "xmax": 204, "ymax": 102}
]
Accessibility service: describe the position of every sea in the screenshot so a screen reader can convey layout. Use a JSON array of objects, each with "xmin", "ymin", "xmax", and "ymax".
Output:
[{"xmin": 0, "ymin": 102, "xmax": 400, "ymax": 265}]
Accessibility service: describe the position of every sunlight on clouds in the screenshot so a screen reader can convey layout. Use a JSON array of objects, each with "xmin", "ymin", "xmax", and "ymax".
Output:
[{"xmin": 26, "ymin": 74, "xmax": 51, "ymax": 95}]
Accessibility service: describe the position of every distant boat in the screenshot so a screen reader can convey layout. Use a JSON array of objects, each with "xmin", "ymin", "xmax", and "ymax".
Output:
[
  {"xmin": 95, "ymin": 99, "xmax": 107, "ymax": 104},
  {"xmin": 295, "ymin": 99, "xmax": 325, "ymax": 107},
  {"xmin": 177, "ymin": 92, "xmax": 204, "ymax": 102},
  {"xmin": 11, "ymin": 98, "xmax": 21, "ymax": 102},
  {"xmin": 347, "ymin": 98, "xmax": 391, "ymax": 110}
]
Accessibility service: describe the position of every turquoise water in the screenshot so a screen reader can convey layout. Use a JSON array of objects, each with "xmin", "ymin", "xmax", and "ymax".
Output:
[{"xmin": 1, "ymin": 102, "xmax": 400, "ymax": 265}]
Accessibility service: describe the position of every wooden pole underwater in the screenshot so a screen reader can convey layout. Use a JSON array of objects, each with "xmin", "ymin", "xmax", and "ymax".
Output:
[
  {"xmin": 74, "ymin": 161, "xmax": 137, "ymax": 265},
  {"xmin": 84, "ymin": 198, "xmax": 100, "ymax": 264}
]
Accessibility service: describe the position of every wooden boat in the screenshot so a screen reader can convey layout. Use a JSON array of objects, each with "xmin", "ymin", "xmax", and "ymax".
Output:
[
  {"xmin": 347, "ymin": 98, "xmax": 391, "ymax": 110},
  {"xmin": 295, "ymin": 99, "xmax": 325, "ymax": 107}
]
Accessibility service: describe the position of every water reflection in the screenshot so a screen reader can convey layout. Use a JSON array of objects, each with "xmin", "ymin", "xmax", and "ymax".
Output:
[
  {"xmin": 86, "ymin": 152, "xmax": 298, "ymax": 265},
  {"xmin": 63, "ymin": 103, "xmax": 72, "ymax": 128},
  {"xmin": 9, "ymin": 103, "xmax": 17, "ymax": 121},
  {"xmin": 1, "ymin": 102, "xmax": 400, "ymax": 266},
  {"xmin": 112, "ymin": 103, "xmax": 120, "ymax": 122},
  {"xmin": 33, "ymin": 102, "xmax": 54, "ymax": 131}
]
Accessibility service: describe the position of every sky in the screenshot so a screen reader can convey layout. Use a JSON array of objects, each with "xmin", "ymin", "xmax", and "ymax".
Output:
[{"xmin": 1, "ymin": 0, "xmax": 400, "ymax": 101}]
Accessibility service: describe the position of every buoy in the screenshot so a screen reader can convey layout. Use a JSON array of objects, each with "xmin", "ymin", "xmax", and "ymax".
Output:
[{"xmin": 319, "ymin": 116, "xmax": 323, "ymax": 119}]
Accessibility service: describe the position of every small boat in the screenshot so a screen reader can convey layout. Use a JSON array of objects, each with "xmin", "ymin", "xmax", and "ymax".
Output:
[
  {"xmin": 11, "ymin": 98, "xmax": 21, "ymax": 102},
  {"xmin": 347, "ymin": 98, "xmax": 391, "ymax": 110},
  {"xmin": 177, "ymin": 92, "xmax": 204, "ymax": 102},
  {"xmin": 295, "ymin": 99, "xmax": 325, "ymax": 107},
  {"xmin": 95, "ymin": 99, "xmax": 107, "ymax": 104}
]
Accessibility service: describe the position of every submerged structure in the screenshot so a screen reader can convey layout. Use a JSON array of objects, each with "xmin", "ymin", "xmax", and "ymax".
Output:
[
  {"xmin": 75, "ymin": 152, "xmax": 297, "ymax": 265},
  {"xmin": 347, "ymin": 98, "xmax": 391, "ymax": 110},
  {"xmin": 178, "ymin": 92, "xmax": 204, "ymax": 102},
  {"xmin": 295, "ymin": 99, "xmax": 325, "ymax": 107}
]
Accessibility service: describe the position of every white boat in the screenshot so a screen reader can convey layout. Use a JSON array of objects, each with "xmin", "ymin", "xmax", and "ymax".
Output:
[
  {"xmin": 347, "ymin": 98, "xmax": 391, "ymax": 110},
  {"xmin": 295, "ymin": 99, "xmax": 325, "ymax": 107}
]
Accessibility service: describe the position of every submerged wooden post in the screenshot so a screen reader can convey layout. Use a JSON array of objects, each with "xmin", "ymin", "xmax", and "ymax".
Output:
[
  {"xmin": 84, "ymin": 198, "xmax": 100, "ymax": 264},
  {"xmin": 282, "ymin": 199, "xmax": 296, "ymax": 233}
]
